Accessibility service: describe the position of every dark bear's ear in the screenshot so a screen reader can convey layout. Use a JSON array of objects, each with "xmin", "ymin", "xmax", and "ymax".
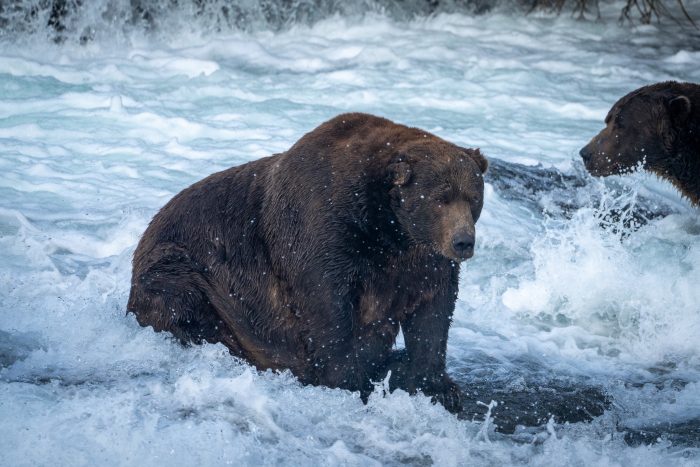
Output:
[
  {"xmin": 388, "ymin": 161, "xmax": 412, "ymax": 186},
  {"xmin": 467, "ymin": 148, "xmax": 488, "ymax": 174},
  {"xmin": 668, "ymin": 95, "xmax": 691, "ymax": 122}
]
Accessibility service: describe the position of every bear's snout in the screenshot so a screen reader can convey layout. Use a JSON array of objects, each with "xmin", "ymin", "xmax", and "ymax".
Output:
[
  {"xmin": 451, "ymin": 230, "xmax": 475, "ymax": 259},
  {"xmin": 579, "ymin": 135, "xmax": 616, "ymax": 176},
  {"xmin": 436, "ymin": 200, "xmax": 479, "ymax": 261},
  {"xmin": 579, "ymin": 146, "xmax": 593, "ymax": 164},
  {"xmin": 579, "ymin": 144, "xmax": 601, "ymax": 174}
]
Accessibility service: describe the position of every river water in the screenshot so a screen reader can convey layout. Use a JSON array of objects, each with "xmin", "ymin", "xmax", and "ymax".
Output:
[{"xmin": 1, "ymin": 1, "xmax": 700, "ymax": 465}]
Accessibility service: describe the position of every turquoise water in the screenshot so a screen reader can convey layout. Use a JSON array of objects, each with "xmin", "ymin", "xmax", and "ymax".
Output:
[{"xmin": 1, "ymin": 3, "xmax": 700, "ymax": 465}]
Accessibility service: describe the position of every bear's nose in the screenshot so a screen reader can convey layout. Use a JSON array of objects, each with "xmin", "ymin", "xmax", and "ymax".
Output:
[
  {"xmin": 452, "ymin": 232, "xmax": 475, "ymax": 257},
  {"xmin": 579, "ymin": 147, "xmax": 592, "ymax": 163}
]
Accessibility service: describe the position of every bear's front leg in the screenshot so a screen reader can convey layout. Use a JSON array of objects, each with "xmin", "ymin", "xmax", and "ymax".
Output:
[
  {"xmin": 386, "ymin": 291, "xmax": 463, "ymax": 413},
  {"xmin": 317, "ymin": 319, "xmax": 400, "ymax": 401}
]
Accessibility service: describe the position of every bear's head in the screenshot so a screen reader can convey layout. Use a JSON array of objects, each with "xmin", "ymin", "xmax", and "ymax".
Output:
[
  {"xmin": 387, "ymin": 141, "xmax": 488, "ymax": 261},
  {"xmin": 579, "ymin": 85, "xmax": 693, "ymax": 177}
]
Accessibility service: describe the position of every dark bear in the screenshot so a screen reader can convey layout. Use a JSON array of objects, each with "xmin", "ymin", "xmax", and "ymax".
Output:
[
  {"xmin": 579, "ymin": 81, "xmax": 700, "ymax": 204},
  {"xmin": 127, "ymin": 113, "xmax": 488, "ymax": 412}
]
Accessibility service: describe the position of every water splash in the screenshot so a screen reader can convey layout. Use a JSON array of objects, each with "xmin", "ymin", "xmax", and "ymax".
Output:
[{"xmin": 502, "ymin": 179, "xmax": 700, "ymax": 363}]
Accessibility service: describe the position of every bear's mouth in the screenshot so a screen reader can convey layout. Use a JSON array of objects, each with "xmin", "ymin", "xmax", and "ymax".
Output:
[
  {"xmin": 582, "ymin": 156, "xmax": 622, "ymax": 177},
  {"xmin": 589, "ymin": 159, "xmax": 642, "ymax": 177},
  {"xmin": 452, "ymin": 248, "xmax": 474, "ymax": 261},
  {"xmin": 584, "ymin": 161, "xmax": 606, "ymax": 176}
]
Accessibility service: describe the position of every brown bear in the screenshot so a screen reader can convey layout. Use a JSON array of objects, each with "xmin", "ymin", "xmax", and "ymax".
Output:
[
  {"xmin": 127, "ymin": 113, "xmax": 488, "ymax": 412},
  {"xmin": 579, "ymin": 81, "xmax": 700, "ymax": 204}
]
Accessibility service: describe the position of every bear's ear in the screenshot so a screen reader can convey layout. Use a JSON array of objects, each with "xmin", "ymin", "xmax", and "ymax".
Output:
[
  {"xmin": 467, "ymin": 148, "xmax": 488, "ymax": 174},
  {"xmin": 668, "ymin": 95, "xmax": 691, "ymax": 122},
  {"xmin": 388, "ymin": 161, "xmax": 412, "ymax": 186}
]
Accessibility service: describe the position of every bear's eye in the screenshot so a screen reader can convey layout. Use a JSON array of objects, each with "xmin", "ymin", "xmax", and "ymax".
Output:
[
  {"xmin": 614, "ymin": 114, "xmax": 624, "ymax": 128},
  {"xmin": 435, "ymin": 192, "xmax": 450, "ymax": 204}
]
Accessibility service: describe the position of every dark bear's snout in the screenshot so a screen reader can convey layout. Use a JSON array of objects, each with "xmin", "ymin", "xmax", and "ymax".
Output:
[
  {"xmin": 579, "ymin": 143, "xmax": 602, "ymax": 174},
  {"xmin": 451, "ymin": 230, "xmax": 475, "ymax": 259},
  {"xmin": 578, "ymin": 130, "xmax": 623, "ymax": 177},
  {"xmin": 579, "ymin": 146, "xmax": 593, "ymax": 164},
  {"xmin": 435, "ymin": 200, "xmax": 479, "ymax": 262}
]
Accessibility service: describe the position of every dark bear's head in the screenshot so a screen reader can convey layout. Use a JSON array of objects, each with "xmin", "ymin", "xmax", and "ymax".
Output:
[
  {"xmin": 579, "ymin": 84, "xmax": 693, "ymax": 177},
  {"xmin": 387, "ymin": 142, "xmax": 488, "ymax": 261}
]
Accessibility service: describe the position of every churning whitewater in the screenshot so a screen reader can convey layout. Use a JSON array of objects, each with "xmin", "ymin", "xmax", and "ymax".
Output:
[{"xmin": 1, "ymin": 1, "xmax": 700, "ymax": 465}]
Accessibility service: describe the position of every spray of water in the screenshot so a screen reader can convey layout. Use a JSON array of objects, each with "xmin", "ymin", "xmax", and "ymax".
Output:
[{"xmin": 502, "ymin": 177, "xmax": 700, "ymax": 365}]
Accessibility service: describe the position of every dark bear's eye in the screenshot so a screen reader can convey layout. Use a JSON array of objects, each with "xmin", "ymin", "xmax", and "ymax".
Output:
[
  {"xmin": 435, "ymin": 192, "xmax": 450, "ymax": 204},
  {"xmin": 614, "ymin": 114, "xmax": 624, "ymax": 128}
]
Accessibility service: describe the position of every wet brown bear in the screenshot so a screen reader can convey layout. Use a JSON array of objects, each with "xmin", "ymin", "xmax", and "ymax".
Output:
[
  {"xmin": 128, "ymin": 113, "xmax": 488, "ymax": 412},
  {"xmin": 580, "ymin": 81, "xmax": 700, "ymax": 203}
]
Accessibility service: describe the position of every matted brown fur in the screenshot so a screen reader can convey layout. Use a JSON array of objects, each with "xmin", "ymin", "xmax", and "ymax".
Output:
[
  {"xmin": 128, "ymin": 113, "xmax": 488, "ymax": 412},
  {"xmin": 580, "ymin": 81, "xmax": 700, "ymax": 204}
]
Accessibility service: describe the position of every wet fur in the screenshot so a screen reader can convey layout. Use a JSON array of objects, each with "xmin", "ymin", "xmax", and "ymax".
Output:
[
  {"xmin": 128, "ymin": 113, "xmax": 487, "ymax": 411},
  {"xmin": 580, "ymin": 81, "xmax": 700, "ymax": 204}
]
